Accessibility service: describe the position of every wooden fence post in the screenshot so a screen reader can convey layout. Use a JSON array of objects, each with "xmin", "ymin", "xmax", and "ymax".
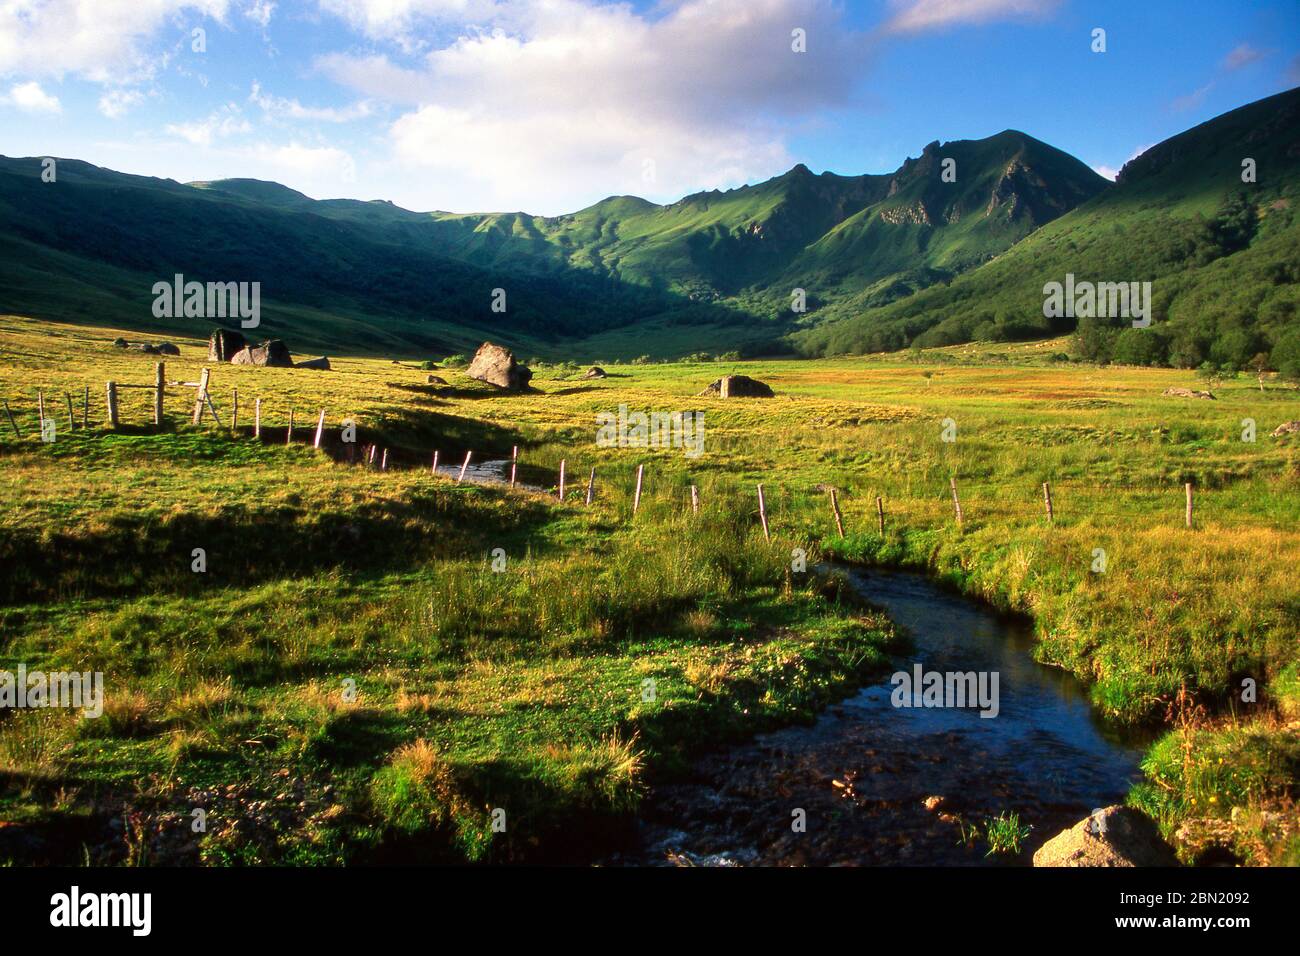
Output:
[
  {"xmin": 3, "ymin": 400, "xmax": 21, "ymax": 437},
  {"xmin": 950, "ymin": 477, "xmax": 963, "ymax": 528},
  {"xmin": 431, "ymin": 450, "xmax": 439, "ymax": 474},
  {"xmin": 191, "ymin": 368, "xmax": 210, "ymax": 425},
  {"xmin": 1043, "ymin": 481, "xmax": 1054, "ymax": 523},
  {"xmin": 558, "ymin": 459, "xmax": 567, "ymax": 501},
  {"xmin": 37, "ymin": 391, "xmax": 45, "ymax": 431},
  {"xmin": 381, "ymin": 448, "xmax": 388, "ymax": 471},
  {"xmin": 585, "ymin": 466, "xmax": 596, "ymax": 505},
  {"xmin": 876, "ymin": 496, "xmax": 885, "ymax": 535},
  {"xmin": 509, "ymin": 445, "xmax": 518, "ymax": 489},
  {"xmin": 105, "ymin": 382, "xmax": 119, "ymax": 428},
  {"xmin": 458, "ymin": 450, "xmax": 472, "ymax": 483},
  {"xmin": 757, "ymin": 483, "xmax": 770, "ymax": 542},
  {"xmin": 632, "ymin": 464, "xmax": 644, "ymax": 515},
  {"xmin": 690, "ymin": 484, "xmax": 699, "ymax": 515},
  {"xmin": 64, "ymin": 392, "xmax": 75, "ymax": 432},
  {"xmin": 82, "ymin": 386, "xmax": 88, "ymax": 429},
  {"xmin": 254, "ymin": 399, "xmax": 262, "ymax": 439},
  {"xmin": 829, "ymin": 488, "xmax": 845, "ymax": 538},
  {"xmin": 153, "ymin": 363, "xmax": 164, "ymax": 426},
  {"xmin": 286, "ymin": 409, "xmax": 294, "ymax": 445},
  {"xmin": 314, "ymin": 409, "xmax": 326, "ymax": 450},
  {"xmin": 1185, "ymin": 482, "xmax": 1194, "ymax": 529},
  {"xmin": 232, "ymin": 389, "xmax": 239, "ymax": 433}
]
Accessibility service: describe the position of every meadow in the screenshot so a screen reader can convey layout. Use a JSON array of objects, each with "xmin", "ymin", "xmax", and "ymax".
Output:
[{"xmin": 0, "ymin": 315, "xmax": 1296, "ymax": 865}]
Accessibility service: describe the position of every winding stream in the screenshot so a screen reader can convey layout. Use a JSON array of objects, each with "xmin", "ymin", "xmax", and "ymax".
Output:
[{"xmin": 614, "ymin": 565, "xmax": 1149, "ymax": 866}]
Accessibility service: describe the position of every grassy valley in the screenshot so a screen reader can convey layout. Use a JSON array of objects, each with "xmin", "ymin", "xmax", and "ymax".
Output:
[{"xmin": 0, "ymin": 317, "xmax": 1296, "ymax": 865}]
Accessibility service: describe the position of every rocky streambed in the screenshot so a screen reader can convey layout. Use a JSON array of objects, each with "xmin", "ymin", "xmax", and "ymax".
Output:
[{"xmin": 609, "ymin": 566, "xmax": 1151, "ymax": 866}]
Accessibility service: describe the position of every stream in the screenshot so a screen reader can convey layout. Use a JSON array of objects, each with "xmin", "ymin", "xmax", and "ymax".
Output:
[{"xmin": 611, "ymin": 565, "xmax": 1149, "ymax": 866}]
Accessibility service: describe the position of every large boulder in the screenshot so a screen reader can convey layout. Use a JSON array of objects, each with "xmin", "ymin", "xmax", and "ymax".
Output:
[
  {"xmin": 466, "ymin": 342, "xmax": 532, "ymax": 390},
  {"xmin": 231, "ymin": 339, "xmax": 294, "ymax": 368},
  {"xmin": 1033, "ymin": 806, "xmax": 1178, "ymax": 867},
  {"xmin": 584, "ymin": 366, "xmax": 608, "ymax": 379},
  {"xmin": 700, "ymin": 374, "xmax": 775, "ymax": 398},
  {"xmin": 208, "ymin": 328, "xmax": 248, "ymax": 362},
  {"xmin": 1163, "ymin": 386, "xmax": 1215, "ymax": 400},
  {"xmin": 295, "ymin": 356, "xmax": 331, "ymax": 371},
  {"xmin": 154, "ymin": 342, "xmax": 181, "ymax": 356}
]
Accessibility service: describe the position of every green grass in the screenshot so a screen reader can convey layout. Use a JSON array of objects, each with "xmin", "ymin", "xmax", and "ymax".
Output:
[{"xmin": 0, "ymin": 317, "xmax": 1296, "ymax": 864}]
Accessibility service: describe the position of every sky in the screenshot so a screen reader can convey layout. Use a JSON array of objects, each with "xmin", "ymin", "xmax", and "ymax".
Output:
[{"xmin": 0, "ymin": 0, "xmax": 1297, "ymax": 216}]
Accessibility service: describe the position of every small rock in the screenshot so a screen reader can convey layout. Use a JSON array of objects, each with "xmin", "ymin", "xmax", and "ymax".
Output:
[
  {"xmin": 1271, "ymin": 420, "xmax": 1300, "ymax": 437},
  {"xmin": 1163, "ymin": 386, "xmax": 1215, "ymax": 400}
]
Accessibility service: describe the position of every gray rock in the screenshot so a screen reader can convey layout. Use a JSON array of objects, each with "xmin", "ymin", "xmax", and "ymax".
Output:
[
  {"xmin": 584, "ymin": 366, "xmax": 607, "ymax": 379},
  {"xmin": 231, "ymin": 340, "xmax": 293, "ymax": 368},
  {"xmin": 466, "ymin": 342, "xmax": 532, "ymax": 390},
  {"xmin": 1163, "ymin": 386, "xmax": 1215, "ymax": 400},
  {"xmin": 699, "ymin": 374, "xmax": 775, "ymax": 398},
  {"xmin": 295, "ymin": 356, "xmax": 331, "ymax": 371},
  {"xmin": 207, "ymin": 328, "xmax": 248, "ymax": 362},
  {"xmin": 154, "ymin": 342, "xmax": 181, "ymax": 356},
  {"xmin": 1271, "ymin": 420, "xmax": 1300, "ymax": 437},
  {"xmin": 1033, "ymin": 806, "xmax": 1178, "ymax": 867}
]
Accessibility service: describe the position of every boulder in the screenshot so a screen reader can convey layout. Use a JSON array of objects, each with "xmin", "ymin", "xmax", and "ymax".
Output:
[
  {"xmin": 208, "ymin": 328, "xmax": 248, "ymax": 362},
  {"xmin": 1033, "ymin": 806, "xmax": 1178, "ymax": 867},
  {"xmin": 231, "ymin": 340, "xmax": 294, "ymax": 368},
  {"xmin": 295, "ymin": 356, "xmax": 331, "ymax": 371},
  {"xmin": 112, "ymin": 337, "xmax": 128, "ymax": 348},
  {"xmin": 154, "ymin": 342, "xmax": 181, "ymax": 356},
  {"xmin": 427, "ymin": 375, "xmax": 448, "ymax": 385},
  {"xmin": 583, "ymin": 367, "xmax": 607, "ymax": 379},
  {"xmin": 130, "ymin": 343, "xmax": 160, "ymax": 354},
  {"xmin": 466, "ymin": 342, "xmax": 532, "ymax": 390},
  {"xmin": 1272, "ymin": 420, "xmax": 1300, "ymax": 437},
  {"xmin": 1163, "ymin": 386, "xmax": 1216, "ymax": 400},
  {"xmin": 700, "ymin": 374, "xmax": 775, "ymax": 398}
]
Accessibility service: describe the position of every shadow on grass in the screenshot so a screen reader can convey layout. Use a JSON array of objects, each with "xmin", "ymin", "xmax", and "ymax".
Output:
[{"xmin": 0, "ymin": 481, "xmax": 559, "ymax": 603}]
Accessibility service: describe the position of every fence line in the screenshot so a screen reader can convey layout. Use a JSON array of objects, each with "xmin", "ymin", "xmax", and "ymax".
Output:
[{"xmin": 0, "ymin": 369, "xmax": 1230, "ymax": 538}]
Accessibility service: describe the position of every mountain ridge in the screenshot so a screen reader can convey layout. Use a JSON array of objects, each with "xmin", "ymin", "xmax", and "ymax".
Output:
[{"xmin": 2, "ymin": 91, "xmax": 1293, "ymax": 367}]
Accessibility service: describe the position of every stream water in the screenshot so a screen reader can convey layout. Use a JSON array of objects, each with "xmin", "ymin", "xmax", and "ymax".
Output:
[{"xmin": 611, "ymin": 565, "xmax": 1149, "ymax": 866}]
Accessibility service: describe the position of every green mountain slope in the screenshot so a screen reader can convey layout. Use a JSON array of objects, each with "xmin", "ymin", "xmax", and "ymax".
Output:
[
  {"xmin": 793, "ymin": 87, "xmax": 1300, "ymax": 373},
  {"xmin": 0, "ymin": 158, "xmax": 719, "ymax": 357}
]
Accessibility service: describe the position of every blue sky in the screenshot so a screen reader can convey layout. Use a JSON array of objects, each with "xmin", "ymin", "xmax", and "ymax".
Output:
[{"xmin": 1, "ymin": 1, "xmax": 1296, "ymax": 215}]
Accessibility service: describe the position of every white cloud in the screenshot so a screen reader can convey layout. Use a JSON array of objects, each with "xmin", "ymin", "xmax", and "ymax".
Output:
[
  {"xmin": 1091, "ymin": 164, "xmax": 1118, "ymax": 182},
  {"xmin": 0, "ymin": 1, "xmax": 231, "ymax": 84},
  {"xmin": 1172, "ymin": 82, "xmax": 1214, "ymax": 112},
  {"xmin": 244, "ymin": 0, "xmax": 275, "ymax": 28},
  {"xmin": 250, "ymin": 142, "xmax": 357, "ymax": 183},
  {"xmin": 249, "ymin": 81, "xmax": 374, "ymax": 122},
  {"xmin": 321, "ymin": 0, "xmax": 866, "ymax": 213},
  {"xmin": 1221, "ymin": 43, "xmax": 1264, "ymax": 72},
  {"xmin": 882, "ymin": 0, "xmax": 1058, "ymax": 34},
  {"xmin": 1, "ymin": 80, "xmax": 62, "ymax": 113},
  {"xmin": 99, "ymin": 89, "xmax": 147, "ymax": 118},
  {"xmin": 166, "ymin": 104, "xmax": 252, "ymax": 145}
]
